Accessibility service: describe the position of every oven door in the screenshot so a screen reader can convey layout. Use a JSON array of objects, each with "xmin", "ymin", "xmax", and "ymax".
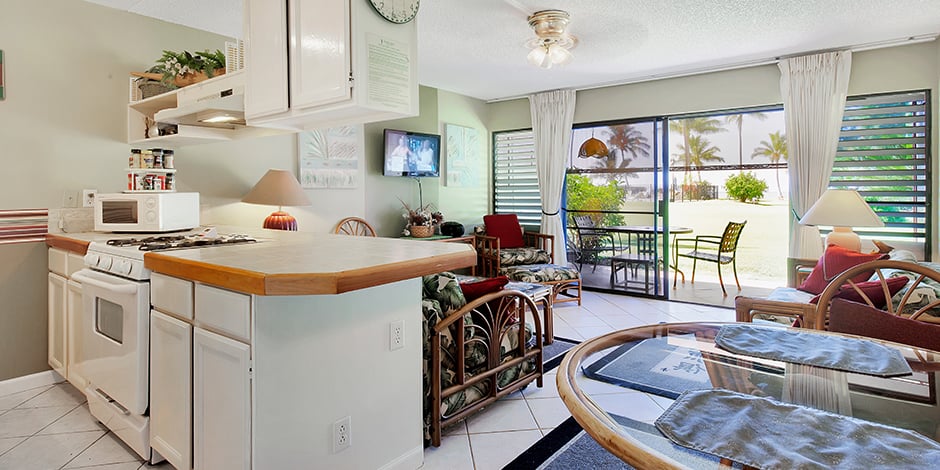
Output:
[{"xmin": 72, "ymin": 268, "xmax": 150, "ymax": 415}]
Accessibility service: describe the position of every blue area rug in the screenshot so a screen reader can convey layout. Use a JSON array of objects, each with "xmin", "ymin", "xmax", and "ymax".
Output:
[{"xmin": 582, "ymin": 335, "xmax": 713, "ymax": 399}]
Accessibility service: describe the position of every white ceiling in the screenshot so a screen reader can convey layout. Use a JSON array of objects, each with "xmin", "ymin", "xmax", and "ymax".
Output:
[{"xmin": 85, "ymin": 0, "xmax": 940, "ymax": 102}]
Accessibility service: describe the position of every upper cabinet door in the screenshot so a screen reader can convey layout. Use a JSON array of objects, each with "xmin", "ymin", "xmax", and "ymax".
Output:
[
  {"xmin": 288, "ymin": 0, "xmax": 351, "ymax": 110},
  {"xmin": 244, "ymin": 0, "xmax": 290, "ymax": 120}
]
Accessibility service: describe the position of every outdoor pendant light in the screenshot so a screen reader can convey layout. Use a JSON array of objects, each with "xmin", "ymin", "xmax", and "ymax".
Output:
[{"xmin": 578, "ymin": 129, "xmax": 609, "ymax": 158}]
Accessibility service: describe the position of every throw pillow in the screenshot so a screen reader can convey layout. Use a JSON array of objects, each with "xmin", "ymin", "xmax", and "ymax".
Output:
[
  {"xmin": 798, "ymin": 244, "xmax": 886, "ymax": 295},
  {"xmin": 809, "ymin": 276, "xmax": 909, "ymax": 309},
  {"xmin": 483, "ymin": 214, "xmax": 525, "ymax": 249},
  {"xmin": 459, "ymin": 276, "xmax": 509, "ymax": 301},
  {"xmin": 829, "ymin": 298, "xmax": 940, "ymax": 352}
]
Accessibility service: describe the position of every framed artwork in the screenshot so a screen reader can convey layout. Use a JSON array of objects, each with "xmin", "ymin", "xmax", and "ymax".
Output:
[
  {"xmin": 0, "ymin": 50, "xmax": 5, "ymax": 100},
  {"xmin": 444, "ymin": 123, "xmax": 481, "ymax": 187},
  {"xmin": 298, "ymin": 125, "xmax": 362, "ymax": 189}
]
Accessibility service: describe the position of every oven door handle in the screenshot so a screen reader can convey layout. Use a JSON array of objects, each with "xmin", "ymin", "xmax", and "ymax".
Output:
[{"xmin": 71, "ymin": 269, "xmax": 141, "ymax": 295}]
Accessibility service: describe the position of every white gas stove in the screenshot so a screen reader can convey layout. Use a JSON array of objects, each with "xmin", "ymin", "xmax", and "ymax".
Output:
[{"xmin": 84, "ymin": 228, "xmax": 257, "ymax": 280}]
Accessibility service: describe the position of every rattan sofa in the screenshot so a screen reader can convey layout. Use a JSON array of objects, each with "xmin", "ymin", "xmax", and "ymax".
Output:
[
  {"xmin": 422, "ymin": 272, "xmax": 544, "ymax": 446},
  {"xmin": 736, "ymin": 255, "xmax": 940, "ymax": 330}
]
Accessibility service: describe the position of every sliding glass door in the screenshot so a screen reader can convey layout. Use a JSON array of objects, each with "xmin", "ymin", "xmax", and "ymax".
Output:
[{"xmin": 565, "ymin": 119, "xmax": 671, "ymax": 298}]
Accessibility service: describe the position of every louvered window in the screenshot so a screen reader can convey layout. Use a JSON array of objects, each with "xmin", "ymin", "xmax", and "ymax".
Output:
[
  {"xmin": 832, "ymin": 90, "xmax": 930, "ymax": 251},
  {"xmin": 493, "ymin": 130, "xmax": 541, "ymax": 228},
  {"xmin": 0, "ymin": 209, "xmax": 48, "ymax": 245}
]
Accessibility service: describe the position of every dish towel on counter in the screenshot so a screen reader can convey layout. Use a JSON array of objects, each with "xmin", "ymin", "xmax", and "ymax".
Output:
[
  {"xmin": 655, "ymin": 389, "xmax": 940, "ymax": 470},
  {"xmin": 714, "ymin": 324, "xmax": 912, "ymax": 377}
]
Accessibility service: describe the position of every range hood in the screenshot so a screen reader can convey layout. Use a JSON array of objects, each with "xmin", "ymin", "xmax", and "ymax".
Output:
[{"xmin": 154, "ymin": 70, "xmax": 246, "ymax": 129}]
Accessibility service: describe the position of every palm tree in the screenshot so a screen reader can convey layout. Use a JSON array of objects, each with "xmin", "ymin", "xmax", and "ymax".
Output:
[
  {"xmin": 751, "ymin": 131, "xmax": 788, "ymax": 198},
  {"xmin": 604, "ymin": 124, "xmax": 651, "ymax": 188},
  {"xmin": 669, "ymin": 117, "xmax": 725, "ymax": 185},
  {"xmin": 677, "ymin": 135, "xmax": 723, "ymax": 182},
  {"xmin": 725, "ymin": 112, "xmax": 767, "ymax": 172}
]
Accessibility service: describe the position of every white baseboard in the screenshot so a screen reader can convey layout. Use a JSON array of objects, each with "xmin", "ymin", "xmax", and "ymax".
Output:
[
  {"xmin": 0, "ymin": 370, "xmax": 64, "ymax": 397},
  {"xmin": 378, "ymin": 445, "xmax": 424, "ymax": 470}
]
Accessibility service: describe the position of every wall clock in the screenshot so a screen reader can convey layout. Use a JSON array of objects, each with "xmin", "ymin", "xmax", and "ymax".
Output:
[{"xmin": 369, "ymin": 0, "xmax": 420, "ymax": 24}]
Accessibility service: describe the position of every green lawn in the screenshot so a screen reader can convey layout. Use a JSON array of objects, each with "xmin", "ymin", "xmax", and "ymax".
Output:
[{"xmin": 669, "ymin": 199, "xmax": 790, "ymax": 287}]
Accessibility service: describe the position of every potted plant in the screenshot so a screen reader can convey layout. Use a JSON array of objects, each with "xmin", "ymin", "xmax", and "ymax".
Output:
[
  {"xmin": 132, "ymin": 49, "xmax": 227, "ymax": 89},
  {"xmin": 400, "ymin": 200, "xmax": 443, "ymax": 238}
]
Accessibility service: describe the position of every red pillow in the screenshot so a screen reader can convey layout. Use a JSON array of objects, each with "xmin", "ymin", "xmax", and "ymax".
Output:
[
  {"xmin": 829, "ymin": 298, "xmax": 940, "ymax": 352},
  {"xmin": 798, "ymin": 244, "xmax": 886, "ymax": 295},
  {"xmin": 809, "ymin": 276, "xmax": 909, "ymax": 309},
  {"xmin": 483, "ymin": 214, "xmax": 524, "ymax": 249},
  {"xmin": 459, "ymin": 276, "xmax": 509, "ymax": 301}
]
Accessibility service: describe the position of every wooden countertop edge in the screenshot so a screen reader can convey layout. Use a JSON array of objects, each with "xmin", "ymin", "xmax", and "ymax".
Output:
[
  {"xmin": 145, "ymin": 250, "xmax": 477, "ymax": 296},
  {"xmin": 45, "ymin": 234, "xmax": 90, "ymax": 254},
  {"xmin": 145, "ymin": 254, "xmax": 268, "ymax": 295}
]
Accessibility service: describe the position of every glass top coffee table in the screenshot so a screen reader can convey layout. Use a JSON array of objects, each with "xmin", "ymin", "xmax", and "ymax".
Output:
[{"xmin": 557, "ymin": 322, "xmax": 940, "ymax": 468}]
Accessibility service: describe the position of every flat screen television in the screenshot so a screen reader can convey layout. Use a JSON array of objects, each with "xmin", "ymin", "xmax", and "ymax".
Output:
[{"xmin": 383, "ymin": 129, "xmax": 441, "ymax": 177}]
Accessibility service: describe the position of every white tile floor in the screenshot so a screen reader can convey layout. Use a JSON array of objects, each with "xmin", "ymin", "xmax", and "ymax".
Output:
[{"xmin": 0, "ymin": 291, "xmax": 732, "ymax": 470}]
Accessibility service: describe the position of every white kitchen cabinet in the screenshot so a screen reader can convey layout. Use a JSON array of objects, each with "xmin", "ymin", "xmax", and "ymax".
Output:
[
  {"xmin": 193, "ymin": 327, "xmax": 251, "ymax": 470},
  {"xmin": 48, "ymin": 248, "xmax": 88, "ymax": 384},
  {"xmin": 151, "ymin": 310, "xmax": 193, "ymax": 470},
  {"xmin": 66, "ymin": 279, "xmax": 87, "ymax": 390},
  {"xmin": 244, "ymin": 0, "xmax": 418, "ymax": 130},
  {"xmin": 47, "ymin": 272, "xmax": 67, "ymax": 377}
]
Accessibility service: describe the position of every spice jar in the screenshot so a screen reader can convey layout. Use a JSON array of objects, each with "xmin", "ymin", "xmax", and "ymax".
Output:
[{"xmin": 163, "ymin": 150, "xmax": 174, "ymax": 169}]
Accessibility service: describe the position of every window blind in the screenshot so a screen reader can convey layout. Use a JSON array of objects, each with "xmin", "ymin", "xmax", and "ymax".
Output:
[
  {"xmin": 493, "ymin": 130, "xmax": 541, "ymax": 227},
  {"xmin": 832, "ymin": 90, "xmax": 930, "ymax": 248},
  {"xmin": 0, "ymin": 209, "xmax": 48, "ymax": 245}
]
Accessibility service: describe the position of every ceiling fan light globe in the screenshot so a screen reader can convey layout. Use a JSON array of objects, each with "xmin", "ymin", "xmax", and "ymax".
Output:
[
  {"xmin": 527, "ymin": 46, "xmax": 548, "ymax": 67},
  {"xmin": 548, "ymin": 44, "xmax": 573, "ymax": 65}
]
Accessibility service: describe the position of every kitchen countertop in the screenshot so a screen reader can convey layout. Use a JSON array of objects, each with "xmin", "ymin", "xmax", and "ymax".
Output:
[{"xmin": 47, "ymin": 227, "xmax": 477, "ymax": 296}]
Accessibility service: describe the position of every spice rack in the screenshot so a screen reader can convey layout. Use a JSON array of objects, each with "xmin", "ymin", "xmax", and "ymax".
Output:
[
  {"xmin": 125, "ymin": 168, "xmax": 177, "ymax": 193},
  {"xmin": 125, "ymin": 149, "xmax": 177, "ymax": 192}
]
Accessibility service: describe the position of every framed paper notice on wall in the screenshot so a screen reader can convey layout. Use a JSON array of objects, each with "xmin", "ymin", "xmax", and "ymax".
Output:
[
  {"xmin": 444, "ymin": 123, "xmax": 481, "ymax": 187},
  {"xmin": 0, "ymin": 50, "xmax": 5, "ymax": 100}
]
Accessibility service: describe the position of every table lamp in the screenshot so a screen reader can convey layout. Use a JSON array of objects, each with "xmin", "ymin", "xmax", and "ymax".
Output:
[
  {"xmin": 799, "ymin": 189, "xmax": 884, "ymax": 252},
  {"xmin": 242, "ymin": 169, "xmax": 311, "ymax": 231}
]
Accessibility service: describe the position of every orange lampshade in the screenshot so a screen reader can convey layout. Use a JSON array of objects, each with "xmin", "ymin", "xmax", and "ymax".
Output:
[
  {"xmin": 578, "ymin": 137, "xmax": 609, "ymax": 158},
  {"xmin": 242, "ymin": 169, "xmax": 311, "ymax": 231}
]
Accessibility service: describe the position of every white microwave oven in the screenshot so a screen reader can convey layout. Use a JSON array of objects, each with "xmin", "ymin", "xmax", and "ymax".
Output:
[{"xmin": 94, "ymin": 192, "xmax": 200, "ymax": 233}]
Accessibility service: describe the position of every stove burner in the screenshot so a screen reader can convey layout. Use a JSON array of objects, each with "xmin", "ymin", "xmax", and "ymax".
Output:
[{"xmin": 106, "ymin": 234, "xmax": 257, "ymax": 251}]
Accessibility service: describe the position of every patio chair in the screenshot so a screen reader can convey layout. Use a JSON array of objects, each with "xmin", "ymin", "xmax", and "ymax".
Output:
[
  {"xmin": 674, "ymin": 221, "xmax": 746, "ymax": 295},
  {"xmin": 570, "ymin": 215, "xmax": 616, "ymax": 271},
  {"xmin": 334, "ymin": 217, "xmax": 376, "ymax": 236}
]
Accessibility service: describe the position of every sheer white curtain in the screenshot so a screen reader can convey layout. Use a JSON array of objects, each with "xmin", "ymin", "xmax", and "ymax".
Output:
[
  {"xmin": 529, "ymin": 89, "xmax": 576, "ymax": 266},
  {"xmin": 779, "ymin": 51, "xmax": 852, "ymax": 260}
]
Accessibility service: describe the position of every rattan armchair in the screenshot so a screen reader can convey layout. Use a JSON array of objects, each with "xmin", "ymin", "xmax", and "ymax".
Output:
[{"xmin": 736, "ymin": 259, "xmax": 940, "ymax": 330}]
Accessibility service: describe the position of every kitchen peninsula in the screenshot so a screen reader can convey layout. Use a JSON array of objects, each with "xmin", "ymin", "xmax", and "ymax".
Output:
[{"xmin": 47, "ymin": 228, "xmax": 475, "ymax": 470}]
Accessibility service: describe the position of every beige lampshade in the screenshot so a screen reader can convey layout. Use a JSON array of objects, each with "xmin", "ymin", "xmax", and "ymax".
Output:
[
  {"xmin": 242, "ymin": 169, "xmax": 311, "ymax": 208},
  {"xmin": 799, "ymin": 189, "xmax": 883, "ymax": 228},
  {"xmin": 799, "ymin": 189, "xmax": 883, "ymax": 251}
]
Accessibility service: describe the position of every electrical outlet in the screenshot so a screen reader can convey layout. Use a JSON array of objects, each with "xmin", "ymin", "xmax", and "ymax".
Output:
[
  {"xmin": 332, "ymin": 416, "xmax": 351, "ymax": 453},
  {"xmin": 82, "ymin": 189, "xmax": 97, "ymax": 208},
  {"xmin": 390, "ymin": 320, "xmax": 404, "ymax": 351}
]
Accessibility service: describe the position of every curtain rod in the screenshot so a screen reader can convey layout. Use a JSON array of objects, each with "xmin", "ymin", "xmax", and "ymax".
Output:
[{"xmin": 486, "ymin": 34, "xmax": 938, "ymax": 104}]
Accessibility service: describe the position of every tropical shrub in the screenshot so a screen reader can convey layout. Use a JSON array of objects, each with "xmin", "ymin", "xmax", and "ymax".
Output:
[
  {"xmin": 566, "ymin": 174, "xmax": 626, "ymax": 226},
  {"xmin": 725, "ymin": 172, "xmax": 767, "ymax": 203}
]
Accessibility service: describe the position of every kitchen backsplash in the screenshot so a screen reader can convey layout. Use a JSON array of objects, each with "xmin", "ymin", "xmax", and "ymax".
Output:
[{"xmin": 48, "ymin": 208, "xmax": 94, "ymax": 233}]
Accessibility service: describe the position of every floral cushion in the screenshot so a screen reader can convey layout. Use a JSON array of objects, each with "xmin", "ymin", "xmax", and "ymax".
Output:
[
  {"xmin": 501, "ymin": 263, "xmax": 580, "ymax": 283},
  {"xmin": 499, "ymin": 247, "xmax": 552, "ymax": 266},
  {"xmin": 423, "ymin": 272, "xmax": 467, "ymax": 314},
  {"xmin": 872, "ymin": 256, "xmax": 940, "ymax": 319}
]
